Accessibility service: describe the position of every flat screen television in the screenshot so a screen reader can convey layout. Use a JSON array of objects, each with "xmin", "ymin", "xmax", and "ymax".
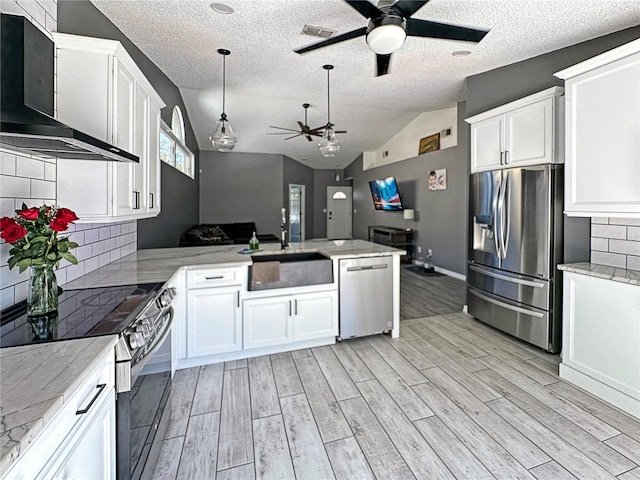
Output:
[{"xmin": 369, "ymin": 177, "xmax": 404, "ymax": 211}]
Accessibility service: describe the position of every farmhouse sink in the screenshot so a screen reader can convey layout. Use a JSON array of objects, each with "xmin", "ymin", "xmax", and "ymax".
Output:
[{"xmin": 249, "ymin": 252, "xmax": 333, "ymax": 290}]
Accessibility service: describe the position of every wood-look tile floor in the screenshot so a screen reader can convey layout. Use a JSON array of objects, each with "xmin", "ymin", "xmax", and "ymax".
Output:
[{"xmin": 148, "ymin": 274, "xmax": 640, "ymax": 480}]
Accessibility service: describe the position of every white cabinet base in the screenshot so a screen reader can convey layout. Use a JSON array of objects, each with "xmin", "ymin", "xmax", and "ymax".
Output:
[
  {"xmin": 175, "ymin": 335, "xmax": 336, "ymax": 370},
  {"xmin": 561, "ymin": 271, "xmax": 640, "ymax": 418}
]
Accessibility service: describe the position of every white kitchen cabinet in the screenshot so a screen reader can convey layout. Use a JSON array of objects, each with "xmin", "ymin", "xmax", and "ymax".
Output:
[
  {"xmin": 187, "ymin": 286, "xmax": 242, "ymax": 356},
  {"xmin": 39, "ymin": 385, "xmax": 116, "ymax": 480},
  {"xmin": 181, "ymin": 267, "xmax": 246, "ymax": 359},
  {"xmin": 466, "ymin": 87, "xmax": 563, "ymax": 173},
  {"xmin": 53, "ymin": 33, "xmax": 165, "ymax": 223},
  {"xmin": 3, "ymin": 346, "xmax": 116, "ymax": 480},
  {"xmin": 555, "ymin": 39, "xmax": 640, "ymax": 217},
  {"xmin": 243, "ymin": 290, "xmax": 338, "ymax": 349},
  {"xmin": 560, "ymin": 270, "xmax": 640, "ymax": 418}
]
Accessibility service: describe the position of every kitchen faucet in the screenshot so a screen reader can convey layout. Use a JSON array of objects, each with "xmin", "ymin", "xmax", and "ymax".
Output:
[{"xmin": 281, "ymin": 208, "xmax": 288, "ymax": 250}]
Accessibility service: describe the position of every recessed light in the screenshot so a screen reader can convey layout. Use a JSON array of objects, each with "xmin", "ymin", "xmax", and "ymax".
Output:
[
  {"xmin": 210, "ymin": 3, "xmax": 234, "ymax": 14},
  {"xmin": 452, "ymin": 50, "xmax": 471, "ymax": 57}
]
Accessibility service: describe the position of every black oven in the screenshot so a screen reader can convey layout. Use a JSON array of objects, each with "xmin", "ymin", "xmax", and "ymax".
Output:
[{"xmin": 0, "ymin": 282, "xmax": 176, "ymax": 480}]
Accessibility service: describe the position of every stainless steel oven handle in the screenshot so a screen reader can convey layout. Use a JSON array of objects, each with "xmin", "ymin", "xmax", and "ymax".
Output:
[
  {"xmin": 130, "ymin": 306, "xmax": 174, "ymax": 383},
  {"xmin": 469, "ymin": 265, "xmax": 546, "ymax": 288}
]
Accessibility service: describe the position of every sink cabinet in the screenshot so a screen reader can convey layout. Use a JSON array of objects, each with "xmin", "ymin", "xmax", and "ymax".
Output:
[
  {"xmin": 53, "ymin": 33, "xmax": 164, "ymax": 222},
  {"xmin": 466, "ymin": 87, "xmax": 563, "ymax": 173},
  {"xmin": 243, "ymin": 290, "xmax": 337, "ymax": 349}
]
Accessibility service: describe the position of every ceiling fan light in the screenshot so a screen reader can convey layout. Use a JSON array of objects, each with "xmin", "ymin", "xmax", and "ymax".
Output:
[
  {"xmin": 210, "ymin": 119, "xmax": 238, "ymax": 152},
  {"xmin": 318, "ymin": 126, "xmax": 340, "ymax": 158},
  {"xmin": 366, "ymin": 24, "xmax": 406, "ymax": 54}
]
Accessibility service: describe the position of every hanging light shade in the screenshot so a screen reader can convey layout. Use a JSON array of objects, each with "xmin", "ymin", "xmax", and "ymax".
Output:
[
  {"xmin": 318, "ymin": 64, "xmax": 340, "ymax": 158},
  {"xmin": 210, "ymin": 49, "xmax": 238, "ymax": 152}
]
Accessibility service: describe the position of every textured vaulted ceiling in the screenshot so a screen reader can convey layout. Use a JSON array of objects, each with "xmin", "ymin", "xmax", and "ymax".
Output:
[{"xmin": 91, "ymin": 0, "xmax": 640, "ymax": 169}]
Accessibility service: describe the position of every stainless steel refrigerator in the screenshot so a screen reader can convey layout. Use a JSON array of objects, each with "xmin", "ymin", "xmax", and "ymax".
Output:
[{"xmin": 468, "ymin": 164, "xmax": 567, "ymax": 353}]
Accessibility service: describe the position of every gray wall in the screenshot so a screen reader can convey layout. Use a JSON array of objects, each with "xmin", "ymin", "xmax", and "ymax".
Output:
[
  {"xmin": 282, "ymin": 156, "xmax": 314, "ymax": 239},
  {"xmin": 57, "ymin": 0, "xmax": 200, "ymax": 248},
  {"xmin": 466, "ymin": 25, "xmax": 640, "ymax": 117},
  {"xmin": 312, "ymin": 169, "xmax": 350, "ymax": 238},
  {"xmin": 199, "ymin": 151, "xmax": 284, "ymax": 237},
  {"xmin": 345, "ymin": 102, "xmax": 469, "ymax": 275}
]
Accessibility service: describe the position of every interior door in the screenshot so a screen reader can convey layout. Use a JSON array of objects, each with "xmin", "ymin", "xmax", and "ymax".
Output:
[{"xmin": 326, "ymin": 186, "xmax": 352, "ymax": 240}]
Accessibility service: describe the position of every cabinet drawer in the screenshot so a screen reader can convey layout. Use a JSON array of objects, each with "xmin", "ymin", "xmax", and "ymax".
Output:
[{"xmin": 187, "ymin": 268, "xmax": 241, "ymax": 288}]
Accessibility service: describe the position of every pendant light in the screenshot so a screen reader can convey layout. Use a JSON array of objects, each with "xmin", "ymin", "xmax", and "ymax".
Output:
[
  {"xmin": 318, "ymin": 64, "xmax": 340, "ymax": 158},
  {"xmin": 209, "ymin": 49, "xmax": 238, "ymax": 152}
]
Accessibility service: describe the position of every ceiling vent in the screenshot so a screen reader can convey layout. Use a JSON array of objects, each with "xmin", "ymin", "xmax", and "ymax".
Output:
[{"xmin": 301, "ymin": 24, "xmax": 336, "ymax": 39}]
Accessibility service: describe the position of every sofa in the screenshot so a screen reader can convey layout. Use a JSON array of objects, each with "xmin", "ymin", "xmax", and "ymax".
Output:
[{"xmin": 179, "ymin": 222, "xmax": 280, "ymax": 247}]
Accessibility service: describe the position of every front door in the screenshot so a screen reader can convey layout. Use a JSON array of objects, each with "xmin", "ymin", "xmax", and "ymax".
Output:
[{"xmin": 326, "ymin": 186, "xmax": 352, "ymax": 239}]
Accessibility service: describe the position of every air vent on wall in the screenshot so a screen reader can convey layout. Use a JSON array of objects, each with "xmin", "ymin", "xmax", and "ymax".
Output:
[{"xmin": 301, "ymin": 24, "xmax": 336, "ymax": 39}]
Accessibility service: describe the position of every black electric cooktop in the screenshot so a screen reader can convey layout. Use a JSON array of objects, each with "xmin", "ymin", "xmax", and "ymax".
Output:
[{"xmin": 0, "ymin": 283, "xmax": 164, "ymax": 348}]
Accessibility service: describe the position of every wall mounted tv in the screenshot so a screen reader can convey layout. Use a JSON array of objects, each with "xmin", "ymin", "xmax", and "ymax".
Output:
[{"xmin": 369, "ymin": 177, "xmax": 404, "ymax": 211}]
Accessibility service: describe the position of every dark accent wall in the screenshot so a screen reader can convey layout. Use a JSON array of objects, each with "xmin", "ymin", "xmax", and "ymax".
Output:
[
  {"xmin": 345, "ymin": 102, "xmax": 469, "ymax": 275},
  {"xmin": 199, "ymin": 151, "xmax": 284, "ymax": 238},
  {"xmin": 57, "ymin": 0, "xmax": 200, "ymax": 248},
  {"xmin": 282, "ymin": 156, "xmax": 314, "ymax": 239},
  {"xmin": 466, "ymin": 25, "xmax": 640, "ymax": 117},
  {"xmin": 312, "ymin": 169, "xmax": 350, "ymax": 238}
]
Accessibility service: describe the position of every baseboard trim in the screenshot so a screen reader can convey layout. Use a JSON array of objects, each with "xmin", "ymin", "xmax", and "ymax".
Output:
[{"xmin": 434, "ymin": 266, "xmax": 466, "ymax": 282}]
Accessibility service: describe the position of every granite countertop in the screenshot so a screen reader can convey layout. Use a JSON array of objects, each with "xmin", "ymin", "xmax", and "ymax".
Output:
[
  {"xmin": 0, "ymin": 335, "xmax": 118, "ymax": 475},
  {"xmin": 64, "ymin": 239, "xmax": 405, "ymax": 289},
  {"xmin": 558, "ymin": 262, "xmax": 640, "ymax": 286}
]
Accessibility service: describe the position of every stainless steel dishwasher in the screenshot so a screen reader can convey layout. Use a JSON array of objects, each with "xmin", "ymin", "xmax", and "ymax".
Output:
[{"xmin": 339, "ymin": 256, "xmax": 393, "ymax": 339}]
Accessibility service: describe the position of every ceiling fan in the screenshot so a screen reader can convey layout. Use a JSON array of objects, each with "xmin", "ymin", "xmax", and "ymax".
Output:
[
  {"xmin": 294, "ymin": 0, "xmax": 490, "ymax": 76},
  {"xmin": 268, "ymin": 103, "xmax": 346, "ymax": 142}
]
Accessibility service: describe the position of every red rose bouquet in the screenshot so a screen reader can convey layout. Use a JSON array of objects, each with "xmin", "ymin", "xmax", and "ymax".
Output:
[{"xmin": 0, "ymin": 203, "xmax": 79, "ymax": 272}]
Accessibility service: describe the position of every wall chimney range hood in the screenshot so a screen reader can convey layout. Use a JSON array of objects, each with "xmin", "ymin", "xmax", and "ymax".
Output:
[{"xmin": 0, "ymin": 14, "xmax": 138, "ymax": 163}]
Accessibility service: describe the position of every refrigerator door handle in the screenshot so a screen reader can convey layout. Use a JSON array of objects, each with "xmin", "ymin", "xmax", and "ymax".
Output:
[
  {"xmin": 469, "ymin": 265, "xmax": 546, "ymax": 288},
  {"xmin": 492, "ymin": 175, "xmax": 502, "ymax": 260},
  {"xmin": 502, "ymin": 173, "xmax": 511, "ymax": 257},
  {"xmin": 469, "ymin": 289, "xmax": 545, "ymax": 318},
  {"xmin": 497, "ymin": 177, "xmax": 507, "ymax": 259}
]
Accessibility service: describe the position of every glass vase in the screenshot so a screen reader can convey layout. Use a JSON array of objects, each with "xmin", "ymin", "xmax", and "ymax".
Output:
[{"xmin": 27, "ymin": 264, "xmax": 58, "ymax": 317}]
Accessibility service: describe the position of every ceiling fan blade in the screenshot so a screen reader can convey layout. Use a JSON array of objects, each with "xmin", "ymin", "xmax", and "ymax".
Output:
[
  {"xmin": 392, "ymin": 0, "xmax": 430, "ymax": 18},
  {"xmin": 335, "ymin": 130, "xmax": 348, "ymax": 134},
  {"xmin": 344, "ymin": 0, "xmax": 383, "ymax": 19},
  {"xmin": 294, "ymin": 26, "xmax": 367, "ymax": 54},
  {"xmin": 376, "ymin": 54, "xmax": 392, "ymax": 76},
  {"xmin": 284, "ymin": 134, "xmax": 302, "ymax": 141},
  {"xmin": 407, "ymin": 18, "xmax": 489, "ymax": 42},
  {"xmin": 269, "ymin": 126, "xmax": 300, "ymax": 132},
  {"xmin": 305, "ymin": 135, "xmax": 314, "ymax": 142}
]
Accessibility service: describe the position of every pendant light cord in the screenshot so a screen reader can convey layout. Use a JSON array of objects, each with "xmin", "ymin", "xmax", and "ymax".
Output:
[
  {"xmin": 326, "ymin": 67, "xmax": 331, "ymax": 126},
  {"xmin": 222, "ymin": 52, "xmax": 226, "ymax": 117}
]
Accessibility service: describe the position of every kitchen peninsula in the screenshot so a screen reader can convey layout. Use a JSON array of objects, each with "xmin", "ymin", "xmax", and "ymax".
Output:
[{"xmin": 64, "ymin": 239, "xmax": 405, "ymax": 369}]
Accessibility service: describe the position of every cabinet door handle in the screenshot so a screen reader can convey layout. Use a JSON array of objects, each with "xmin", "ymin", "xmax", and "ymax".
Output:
[
  {"xmin": 76, "ymin": 383, "xmax": 107, "ymax": 415},
  {"xmin": 150, "ymin": 192, "xmax": 154, "ymax": 208},
  {"xmin": 237, "ymin": 291, "xmax": 240, "ymax": 308},
  {"xmin": 294, "ymin": 299, "xmax": 298, "ymax": 315},
  {"xmin": 504, "ymin": 150, "xmax": 509, "ymax": 164},
  {"xmin": 500, "ymin": 151, "xmax": 504, "ymax": 165},
  {"xmin": 289, "ymin": 300, "xmax": 292, "ymax": 316},
  {"xmin": 133, "ymin": 191, "xmax": 140, "ymax": 209},
  {"xmin": 205, "ymin": 275, "xmax": 224, "ymax": 280}
]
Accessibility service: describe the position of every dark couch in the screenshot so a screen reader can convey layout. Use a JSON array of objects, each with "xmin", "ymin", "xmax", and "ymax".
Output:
[{"xmin": 179, "ymin": 222, "xmax": 279, "ymax": 247}]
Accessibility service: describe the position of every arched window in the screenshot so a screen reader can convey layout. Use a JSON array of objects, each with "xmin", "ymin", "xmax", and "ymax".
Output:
[
  {"xmin": 160, "ymin": 105, "xmax": 194, "ymax": 178},
  {"xmin": 171, "ymin": 106, "xmax": 185, "ymax": 143},
  {"xmin": 332, "ymin": 191, "xmax": 348, "ymax": 200}
]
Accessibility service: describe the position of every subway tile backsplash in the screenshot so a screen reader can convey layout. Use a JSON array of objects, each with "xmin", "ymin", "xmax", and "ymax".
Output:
[{"xmin": 591, "ymin": 217, "xmax": 640, "ymax": 272}]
